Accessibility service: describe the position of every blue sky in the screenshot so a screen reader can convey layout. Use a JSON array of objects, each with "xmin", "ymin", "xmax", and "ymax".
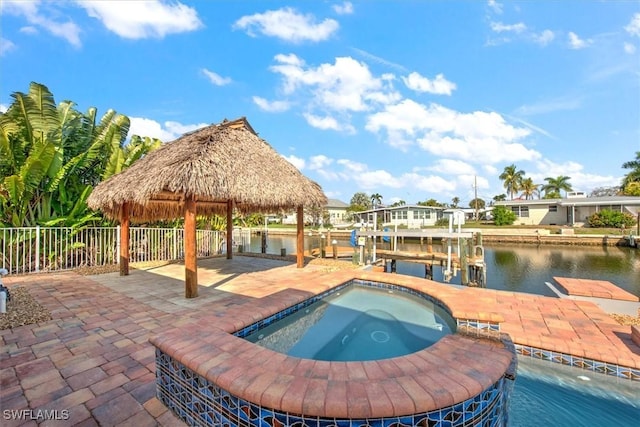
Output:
[{"xmin": 1, "ymin": 1, "xmax": 639, "ymax": 207}]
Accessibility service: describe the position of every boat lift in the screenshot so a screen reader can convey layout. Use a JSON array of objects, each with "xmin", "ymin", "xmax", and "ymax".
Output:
[{"xmin": 355, "ymin": 211, "xmax": 486, "ymax": 286}]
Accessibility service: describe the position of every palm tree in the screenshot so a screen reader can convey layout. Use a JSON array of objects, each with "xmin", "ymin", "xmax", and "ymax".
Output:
[
  {"xmin": 499, "ymin": 164, "xmax": 525, "ymax": 200},
  {"xmin": 622, "ymin": 151, "xmax": 640, "ymax": 189},
  {"xmin": 370, "ymin": 193, "xmax": 383, "ymax": 209},
  {"xmin": 451, "ymin": 196, "xmax": 460, "ymax": 208},
  {"xmin": 519, "ymin": 177, "xmax": 539, "ymax": 200},
  {"xmin": 541, "ymin": 176, "xmax": 572, "ymax": 199}
]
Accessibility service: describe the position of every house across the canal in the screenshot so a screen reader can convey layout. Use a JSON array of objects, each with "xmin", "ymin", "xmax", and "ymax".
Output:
[
  {"xmin": 494, "ymin": 192, "xmax": 640, "ymax": 226},
  {"xmin": 353, "ymin": 204, "xmax": 445, "ymax": 228}
]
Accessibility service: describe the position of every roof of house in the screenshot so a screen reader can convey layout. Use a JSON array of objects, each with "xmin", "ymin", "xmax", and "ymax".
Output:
[
  {"xmin": 326, "ymin": 199, "xmax": 349, "ymax": 208},
  {"xmin": 494, "ymin": 196, "xmax": 640, "ymax": 207}
]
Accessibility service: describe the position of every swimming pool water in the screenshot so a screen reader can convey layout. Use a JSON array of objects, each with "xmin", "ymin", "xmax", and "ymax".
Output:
[
  {"xmin": 244, "ymin": 284, "xmax": 456, "ymax": 361},
  {"xmin": 511, "ymin": 356, "xmax": 640, "ymax": 426}
]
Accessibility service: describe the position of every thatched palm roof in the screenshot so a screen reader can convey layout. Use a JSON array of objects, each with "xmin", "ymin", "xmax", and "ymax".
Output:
[{"xmin": 88, "ymin": 118, "xmax": 327, "ymax": 222}]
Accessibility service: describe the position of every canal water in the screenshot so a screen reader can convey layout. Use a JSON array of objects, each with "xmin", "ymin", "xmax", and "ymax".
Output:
[{"xmin": 247, "ymin": 235, "xmax": 640, "ymax": 298}]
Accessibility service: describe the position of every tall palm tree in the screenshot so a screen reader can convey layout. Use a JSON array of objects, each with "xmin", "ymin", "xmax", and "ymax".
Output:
[
  {"xmin": 499, "ymin": 164, "xmax": 525, "ymax": 200},
  {"xmin": 541, "ymin": 176, "xmax": 572, "ymax": 198},
  {"xmin": 519, "ymin": 177, "xmax": 539, "ymax": 200},
  {"xmin": 622, "ymin": 151, "xmax": 640, "ymax": 189},
  {"xmin": 451, "ymin": 196, "xmax": 460, "ymax": 208},
  {"xmin": 370, "ymin": 193, "xmax": 383, "ymax": 209}
]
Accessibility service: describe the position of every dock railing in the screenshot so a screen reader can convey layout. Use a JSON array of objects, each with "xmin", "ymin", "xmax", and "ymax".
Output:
[{"xmin": 0, "ymin": 226, "xmax": 251, "ymax": 275}]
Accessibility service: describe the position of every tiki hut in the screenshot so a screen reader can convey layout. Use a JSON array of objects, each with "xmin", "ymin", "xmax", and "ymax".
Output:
[{"xmin": 88, "ymin": 117, "xmax": 327, "ymax": 298}]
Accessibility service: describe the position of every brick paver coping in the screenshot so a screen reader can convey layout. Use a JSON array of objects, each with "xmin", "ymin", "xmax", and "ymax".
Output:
[
  {"xmin": 554, "ymin": 276, "xmax": 640, "ymax": 302},
  {"xmin": 150, "ymin": 282, "xmax": 513, "ymax": 419}
]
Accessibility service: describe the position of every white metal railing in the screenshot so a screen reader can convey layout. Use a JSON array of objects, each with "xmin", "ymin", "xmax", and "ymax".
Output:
[{"xmin": 0, "ymin": 226, "xmax": 251, "ymax": 275}]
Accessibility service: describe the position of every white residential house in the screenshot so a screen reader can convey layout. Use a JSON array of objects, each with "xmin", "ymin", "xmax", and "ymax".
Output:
[
  {"xmin": 354, "ymin": 205, "xmax": 445, "ymax": 228},
  {"xmin": 493, "ymin": 193, "xmax": 640, "ymax": 226},
  {"xmin": 281, "ymin": 198, "xmax": 350, "ymax": 225},
  {"xmin": 325, "ymin": 199, "xmax": 350, "ymax": 225}
]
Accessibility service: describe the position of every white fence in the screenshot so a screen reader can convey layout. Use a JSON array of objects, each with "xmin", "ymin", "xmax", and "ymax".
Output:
[{"xmin": 0, "ymin": 227, "xmax": 251, "ymax": 275}]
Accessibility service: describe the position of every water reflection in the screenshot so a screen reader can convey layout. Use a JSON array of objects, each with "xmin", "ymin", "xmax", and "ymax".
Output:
[{"xmin": 249, "ymin": 236, "xmax": 640, "ymax": 298}]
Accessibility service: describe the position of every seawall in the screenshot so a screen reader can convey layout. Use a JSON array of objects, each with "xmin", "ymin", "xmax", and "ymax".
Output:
[{"xmin": 258, "ymin": 228, "xmax": 634, "ymax": 247}]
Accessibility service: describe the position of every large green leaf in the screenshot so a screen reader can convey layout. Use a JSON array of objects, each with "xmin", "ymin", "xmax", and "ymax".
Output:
[
  {"xmin": 27, "ymin": 82, "xmax": 60, "ymax": 138},
  {"xmin": 3, "ymin": 175, "xmax": 25, "ymax": 205}
]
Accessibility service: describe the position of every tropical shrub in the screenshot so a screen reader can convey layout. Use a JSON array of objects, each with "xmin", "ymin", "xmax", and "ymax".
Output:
[
  {"xmin": 587, "ymin": 210, "xmax": 636, "ymax": 228},
  {"xmin": 435, "ymin": 218, "xmax": 449, "ymax": 227},
  {"xmin": 0, "ymin": 82, "xmax": 161, "ymax": 227},
  {"xmin": 492, "ymin": 205, "xmax": 516, "ymax": 226}
]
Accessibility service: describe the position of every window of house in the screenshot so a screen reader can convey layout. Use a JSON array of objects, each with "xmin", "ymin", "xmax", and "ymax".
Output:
[
  {"xmin": 548, "ymin": 205, "xmax": 557, "ymax": 212},
  {"xmin": 511, "ymin": 206, "xmax": 529, "ymax": 217},
  {"xmin": 415, "ymin": 210, "xmax": 431, "ymax": 219}
]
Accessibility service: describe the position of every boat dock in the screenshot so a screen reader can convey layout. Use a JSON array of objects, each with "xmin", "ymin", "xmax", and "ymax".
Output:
[{"xmin": 355, "ymin": 229, "xmax": 487, "ymax": 287}]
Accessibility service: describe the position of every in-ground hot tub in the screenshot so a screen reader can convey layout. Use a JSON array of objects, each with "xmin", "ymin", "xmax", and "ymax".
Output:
[
  {"xmin": 244, "ymin": 283, "xmax": 457, "ymax": 362},
  {"xmin": 150, "ymin": 277, "xmax": 516, "ymax": 427}
]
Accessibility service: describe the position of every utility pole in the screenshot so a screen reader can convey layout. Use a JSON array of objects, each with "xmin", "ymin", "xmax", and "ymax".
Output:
[{"xmin": 474, "ymin": 175, "xmax": 479, "ymax": 221}]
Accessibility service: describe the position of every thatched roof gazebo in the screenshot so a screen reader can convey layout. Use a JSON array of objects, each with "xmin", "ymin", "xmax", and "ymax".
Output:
[{"xmin": 88, "ymin": 117, "xmax": 327, "ymax": 298}]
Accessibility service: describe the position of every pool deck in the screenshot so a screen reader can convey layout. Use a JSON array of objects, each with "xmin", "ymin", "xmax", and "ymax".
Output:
[{"xmin": 1, "ymin": 255, "xmax": 639, "ymax": 425}]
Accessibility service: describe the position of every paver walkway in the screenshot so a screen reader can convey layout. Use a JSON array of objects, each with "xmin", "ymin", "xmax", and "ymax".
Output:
[
  {"xmin": 1, "ymin": 256, "xmax": 639, "ymax": 426},
  {"xmin": 553, "ymin": 276, "xmax": 640, "ymax": 302}
]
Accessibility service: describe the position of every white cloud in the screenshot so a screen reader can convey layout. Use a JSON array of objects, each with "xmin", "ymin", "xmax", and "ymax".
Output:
[
  {"xmin": 532, "ymin": 29, "xmax": 555, "ymax": 46},
  {"xmin": 487, "ymin": 0, "xmax": 503, "ymax": 14},
  {"xmin": 365, "ymin": 99, "xmax": 457, "ymax": 136},
  {"xmin": 337, "ymin": 159, "xmax": 367, "ymax": 173},
  {"xmin": 333, "ymin": 2, "xmax": 354, "ymax": 15},
  {"xmin": 625, "ymin": 13, "xmax": 640, "ymax": 37},
  {"xmin": 282, "ymin": 154, "xmax": 305, "ymax": 170},
  {"xmin": 201, "ymin": 69, "xmax": 232, "ymax": 86},
  {"xmin": 0, "ymin": 38, "xmax": 16, "ymax": 56},
  {"xmin": 3, "ymin": 1, "xmax": 81, "ymax": 47},
  {"xmin": 19, "ymin": 26, "xmax": 38, "ymax": 35},
  {"xmin": 624, "ymin": 42, "xmax": 636, "ymax": 54},
  {"xmin": 253, "ymin": 96, "xmax": 291, "ymax": 113},
  {"xmin": 306, "ymin": 154, "xmax": 340, "ymax": 181},
  {"xmin": 568, "ymin": 31, "xmax": 591, "ymax": 49},
  {"xmin": 402, "ymin": 72, "xmax": 456, "ymax": 95},
  {"xmin": 397, "ymin": 173, "xmax": 456, "ymax": 193},
  {"xmin": 303, "ymin": 113, "xmax": 344, "ymax": 132},
  {"xmin": 531, "ymin": 159, "xmax": 621, "ymax": 191},
  {"xmin": 366, "ymin": 99, "xmax": 538, "ymax": 164},
  {"xmin": 233, "ymin": 7, "xmax": 339, "ymax": 43},
  {"xmin": 129, "ymin": 117, "xmax": 208, "ymax": 142},
  {"xmin": 78, "ymin": 0, "xmax": 202, "ymax": 39},
  {"xmin": 356, "ymin": 170, "xmax": 403, "ymax": 189},
  {"xmin": 308, "ymin": 154, "xmax": 334, "ymax": 170},
  {"xmin": 268, "ymin": 54, "xmax": 400, "ymax": 132},
  {"xmin": 0, "ymin": 104, "xmax": 8, "ymax": 113},
  {"xmin": 426, "ymin": 159, "xmax": 476, "ymax": 175},
  {"xmin": 490, "ymin": 21, "xmax": 527, "ymax": 33}
]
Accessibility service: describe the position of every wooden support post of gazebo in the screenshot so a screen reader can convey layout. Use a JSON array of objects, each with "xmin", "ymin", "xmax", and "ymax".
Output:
[
  {"xmin": 120, "ymin": 202, "xmax": 130, "ymax": 276},
  {"xmin": 226, "ymin": 200, "xmax": 233, "ymax": 260},
  {"xmin": 184, "ymin": 196, "xmax": 198, "ymax": 298},
  {"xmin": 297, "ymin": 206, "xmax": 304, "ymax": 268}
]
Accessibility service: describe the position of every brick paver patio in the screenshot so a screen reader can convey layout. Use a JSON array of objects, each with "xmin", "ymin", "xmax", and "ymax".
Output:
[{"xmin": 1, "ymin": 256, "xmax": 639, "ymax": 425}]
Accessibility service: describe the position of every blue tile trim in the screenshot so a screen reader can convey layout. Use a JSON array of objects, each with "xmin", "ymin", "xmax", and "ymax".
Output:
[
  {"xmin": 514, "ymin": 344, "xmax": 640, "ymax": 381},
  {"xmin": 154, "ymin": 348, "xmax": 511, "ymax": 427}
]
